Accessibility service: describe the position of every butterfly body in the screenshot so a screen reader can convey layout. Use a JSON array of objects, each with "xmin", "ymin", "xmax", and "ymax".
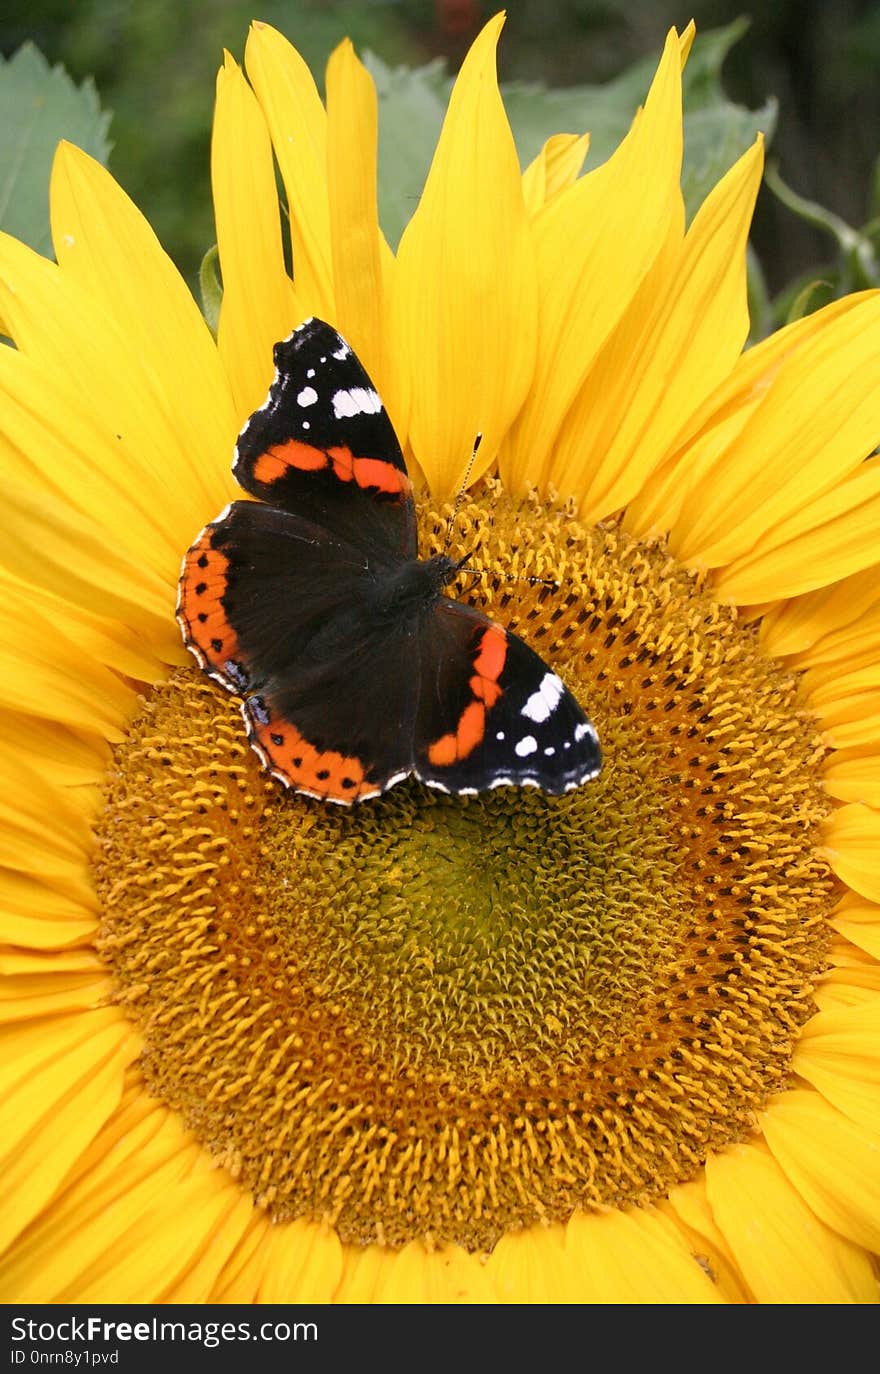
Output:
[{"xmin": 177, "ymin": 317, "xmax": 601, "ymax": 804}]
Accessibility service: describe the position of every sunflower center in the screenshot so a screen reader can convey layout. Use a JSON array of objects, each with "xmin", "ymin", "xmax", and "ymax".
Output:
[{"xmin": 94, "ymin": 485, "xmax": 834, "ymax": 1252}]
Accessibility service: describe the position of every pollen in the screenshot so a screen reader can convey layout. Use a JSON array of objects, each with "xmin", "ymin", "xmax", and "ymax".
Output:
[{"xmin": 94, "ymin": 483, "xmax": 834, "ymax": 1254}]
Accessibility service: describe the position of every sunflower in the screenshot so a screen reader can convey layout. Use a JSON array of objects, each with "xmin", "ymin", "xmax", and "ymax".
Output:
[{"xmin": 1, "ymin": 13, "xmax": 879, "ymax": 1304}]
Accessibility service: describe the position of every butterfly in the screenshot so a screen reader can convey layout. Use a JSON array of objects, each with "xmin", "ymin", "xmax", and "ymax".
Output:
[{"xmin": 177, "ymin": 317, "xmax": 601, "ymax": 804}]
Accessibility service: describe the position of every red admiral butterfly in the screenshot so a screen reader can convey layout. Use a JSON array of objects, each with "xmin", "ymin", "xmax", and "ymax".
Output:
[{"xmin": 177, "ymin": 318, "xmax": 601, "ymax": 804}]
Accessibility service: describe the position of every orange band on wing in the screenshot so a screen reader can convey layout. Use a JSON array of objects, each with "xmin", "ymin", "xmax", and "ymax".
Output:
[
  {"xmin": 250, "ymin": 716, "xmax": 375, "ymax": 801},
  {"xmin": 250, "ymin": 440, "xmax": 409, "ymax": 500},
  {"xmin": 178, "ymin": 529, "xmax": 239, "ymax": 672},
  {"xmin": 352, "ymin": 456, "xmax": 411, "ymax": 496},
  {"xmin": 473, "ymin": 626, "xmax": 507, "ymax": 682},
  {"xmin": 426, "ymin": 626, "xmax": 508, "ymax": 768},
  {"xmin": 252, "ymin": 440, "xmax": 328, "ymax": 483}
]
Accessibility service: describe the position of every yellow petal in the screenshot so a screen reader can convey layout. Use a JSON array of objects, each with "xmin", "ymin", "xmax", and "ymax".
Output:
[
  {"xmin": 501, "ymin": 28, "xmax": 684, "ymax": 497},
  {"xmin": 663, "ymin": 1179, "xmax": 753, "ymax": 1303},
  {"xmin": 255, "ymin": 1221, "xmax": 343, "ymax": 1303},
  {"xmin": 521, "ymin": 132, "xmax": 590, "ymax": 215},
  {"xmin": 561, "ymin": 138, "xmax": 763, "ymax": 521},
  {"xmin": 0, "ymin": 1097, "xmax": 191, "ymax": 1301},
  {"xmin": 712, "ymin": 459, "xmax": 880, "ymax": 604},
  {"xmin": 0, "ymin": 749, "xmax": 95, "ymax": 893},
  {"xmin": 0, "ymin": 593, "xmax": 135, "ymax": 739},
  {"xmin": 817, "ymin": 936, "xmax": 880, "ymax": 1010},
  {"xmin": 759, "ymin": 566, "xmax": 880, "ymax": 658},
  {"xmin": 26, "ymin": 1098, "xmax": 218, "ymax": 1302},
  {"xmin": 406, "ymin": 1242, "xmax": 496, "ymax": 1303},
  {"xmin": 213, "ymin": 52, "xmax": 299, "ymax": 423},
  {"xmin": 824, "ymin": 716, "xmax": 880, "ymax": 752},
  {"xmin": 627, "ymin": 292, "xmax": 875, "ymax": 538},
  {"xmin": 1, "ymin": 709, "xmax": 110, "ymax": 788},
  {"xmin": 0, "ymin": 1010, "xmax": 138, "ymax": 1255},
  {"xmin": 819, "ymin": 804, "xmax": 880, "ymax": 899},
  {"xmin": 207, "ymin": 1212, "xmax": 274, "ymax": 1302},
  {"xmin": 782, "ymin": 593, "xmax": 880, "ymax": 684},
  {"xmin": 340, "ymin": 1238, "xmax": 496, "ymax": 1304},
  {"xmin": 49, "ymin": 143, "xmax": 237, "ymax": 511},
  {"xmin": 0, "ymin": 947, "xmax": 102, "ymax": 976},
  {"xmin": 0, "ymin": 472, "xmax": 175, "ymax": 651},
  {"xmin": 0, "ymin": 275, "xmax": 224, "ymax": 574},
  {"xmin": 669, "ymin": 294, "xmax": 880, "ymax": 569},
  {"xmin": 11, "ymin": 573, "xmax": 178, "ymax": 682},
  {"xmin": 0, "ymin": 870, "xmax": 97, "ymax": 949},
  {"xmin": 0, "ymin": 345, "xmax": 187, "ymax": 579},
  {"xmin": 488, "ymin": 1225, "xmax": 576, "ymax": 1303},
  {"xmin": 560, "ymin": 1207, "xmax": 725, "ymax": 1303},
  {"xmin": 160, "ymin": 1190, "xmax": 256, "ymax": 1303},
  {"xmin": 793, "ymin": 1000, "xmax": 880, "ymax": 1133},
  {"xmin": 0, "ymin": 970, "xmax": 112, "ymax": 1023},
  {"xmin": 704, "ymin": 1142, "xmax": 877, "ymax": 1302},
  {"xmin": 809, "ymin": 664, "xmax": 880, "ymax": 749},
  {"xmin": 829, "ymin": 893, "xmax": 880, "ymax": 960},
  {"xmin": 245, "ymin": 21, "xmax": 334, "ymax": 317},
  {"xmin": 761, "ymin": 1088, "xmax": 880, "ymax": 1253},
  {"xmin": 393, "ymin": 13, "xmax": 537, "ymax": 498},
  {"xmin": 330, "ymin": 1240, "xmax": 394, "ymax": 1302},
  {"xmin": 66, "ymin": 1160, "xmax": 241, "ymax": 1303},
  {"xmin": 823, "ymin": 748, "xmax": 880, "ymax": 808},
  {"xmin": 326, "ymin": 39, "xmax": 397, "ymax": 418}
]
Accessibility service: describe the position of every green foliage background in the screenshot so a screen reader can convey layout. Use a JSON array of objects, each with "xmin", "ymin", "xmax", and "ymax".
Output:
[{"xmin": 2, "ymin": 0, "xmax": 880, "ymax": 325}]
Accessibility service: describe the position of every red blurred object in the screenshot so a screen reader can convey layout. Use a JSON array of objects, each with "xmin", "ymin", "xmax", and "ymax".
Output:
[{"xmin": 435, "ymin": 0, "xmax": 481, "ymax": 38}]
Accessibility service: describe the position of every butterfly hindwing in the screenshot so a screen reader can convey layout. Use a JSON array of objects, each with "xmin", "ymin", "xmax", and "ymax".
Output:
[
  {"xmin": 178, "ymin": 499, "xmax": 424, "ymax": 804},
  {"xmin": 414, "ymin": 599, "xmax": 601, "ymax": 795},
  {"xmin": 233, "ymin": 317, "xmax": 416, "ymax": 560},
  {"xmin": 177, "ymin": 498, "xmax": 390, "ymax": 696},
  {"xmin": 240, "ymin": 605, "xmax": 421, "ymax": 803}
]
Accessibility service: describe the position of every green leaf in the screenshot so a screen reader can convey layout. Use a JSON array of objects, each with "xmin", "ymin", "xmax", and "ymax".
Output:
[
  {"xmin": 0, "ymin": 42, "xmax": 112, "ymax": 259},
  {"xmin": 363, "ymin": 51, "xmax": 448, "ymax": 252},
  {"xmin": 765, "ymin": 162, "xmax": 879, "ymax": 290},
  {"xmin": 784, "ymin": 277, "xmax": 835, "ymax": 324},
  {"xmin": 681, "ymin": 97, "xmax": 776, "ymax": 224},
  {"xmin": 199, "ymin": 244, "xmax": 222, "ymax": 336},
  {"xmin": 745, "ymin": 242, "xmax": 772, "ymax": 343}
]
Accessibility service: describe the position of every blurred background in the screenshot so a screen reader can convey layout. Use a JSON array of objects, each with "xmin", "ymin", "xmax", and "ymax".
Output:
[{"xmin": 3, "ymin": 0, "xmax": 880, "ymax": 308}]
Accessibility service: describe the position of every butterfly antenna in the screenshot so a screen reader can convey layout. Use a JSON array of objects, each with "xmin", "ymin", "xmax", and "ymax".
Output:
[
  {"xmin": 444, "ymin": 433, "xmax": 482, "ymax": 553},
  {"xmin": 446, "ymin": 433, "xmax": 558, "ymax": 591}
]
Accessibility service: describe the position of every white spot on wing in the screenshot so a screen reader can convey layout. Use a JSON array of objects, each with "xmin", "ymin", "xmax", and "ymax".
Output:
[
  {"xmin": 333, "ymin": 343, "xmax": 351, "ymax": 360},
  {"xmin": 332, "ymin": 387, "xmax": 381, "ymax": 419},
  {"xmin": 307, "ymin": 368, "xmax": 316, "ymax": 378},
  {"xmin": 575, "ymin": 721, "xmax": 598, "ymax": 742},
  {"xmin": 515, "ymin": 735, "xmax": 538, "ymax": 758},
  {"xmin": 297, "ymin": 386, "xmax": 318, "ymax": 407},
  {"xmin": 522, "ymin": 672, "xmax": 565, "ymax": 723},
  {"xmin": 496, "ymin": 731, "xmax": 505, "ymax": 741}
]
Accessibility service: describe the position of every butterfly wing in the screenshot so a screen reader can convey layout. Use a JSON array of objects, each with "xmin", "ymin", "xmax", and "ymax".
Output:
[
  {"xmin": 233, "ymin": 317, "xmax": 417, "ymax": 561},
  {"xmin": 177, "ymin": 500, "xmax": 420, "ymax": 802},
  {"xmin": 179, "ymin": 316, "xmax": 601, "ymax": 804},
  {"xmin": 414, "ymin": 598, "xmax": 601, "ymax": 796}
]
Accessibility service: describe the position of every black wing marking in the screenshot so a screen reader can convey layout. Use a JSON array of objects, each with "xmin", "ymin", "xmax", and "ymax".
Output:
[
  {"xmin": 233, "ymin": 317, "xmax": 417, "ymax": 561},
  {"xmin": 414, "ymin": 598, "xmax": 601, "ymax": 796}
]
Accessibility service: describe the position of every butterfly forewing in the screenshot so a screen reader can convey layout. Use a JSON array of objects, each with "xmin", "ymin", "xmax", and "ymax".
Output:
[{"xmin": 233, "ymin": 317, "xmax": 416, "ymax": 561}]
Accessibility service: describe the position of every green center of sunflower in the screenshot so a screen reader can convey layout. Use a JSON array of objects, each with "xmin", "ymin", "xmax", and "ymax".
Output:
[{"xmin": 94, "ymin": 485, "xmax": 834, "ymax": 1252}]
